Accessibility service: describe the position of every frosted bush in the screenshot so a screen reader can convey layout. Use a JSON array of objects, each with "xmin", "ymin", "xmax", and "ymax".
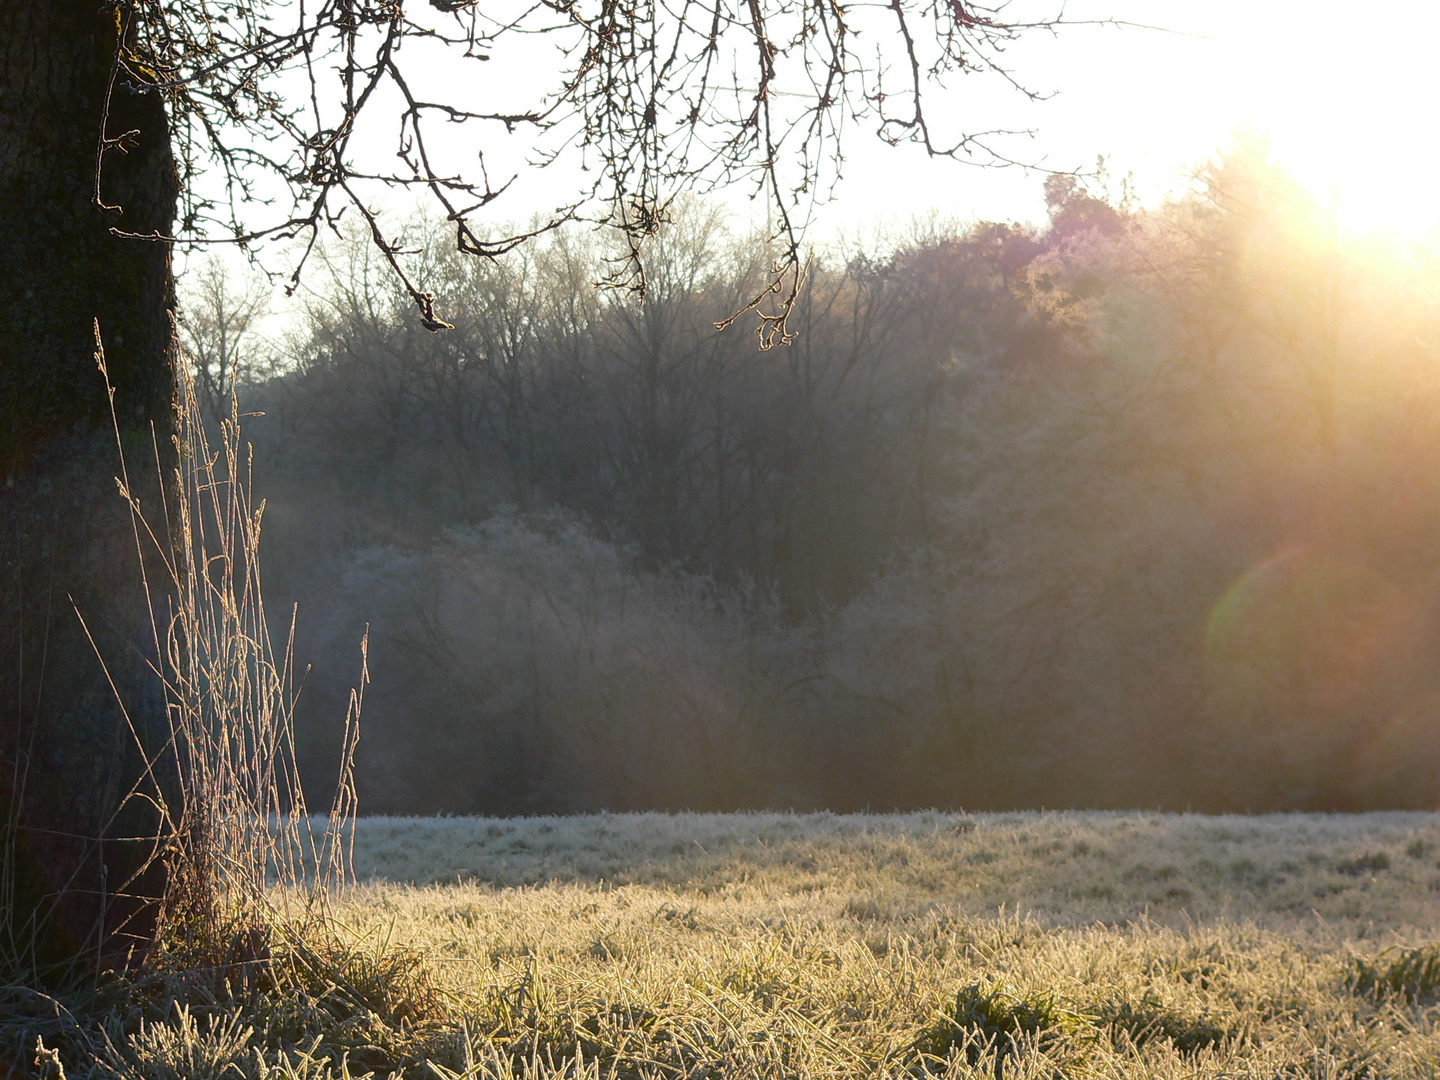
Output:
[{"xmin": 301, "ymin": 511, "xmax": 799, "ymax": 813}]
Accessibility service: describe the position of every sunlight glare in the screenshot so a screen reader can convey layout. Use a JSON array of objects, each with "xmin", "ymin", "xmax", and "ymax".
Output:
[{"xmin": 1228, "ymin": 7, "xmax": 1440, "ymax": 236}]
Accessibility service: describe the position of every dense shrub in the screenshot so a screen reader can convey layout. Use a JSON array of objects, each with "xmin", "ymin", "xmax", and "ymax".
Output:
[{"xmin": 297, "ymin": 512, "xmax": 801, "ymax": 813}]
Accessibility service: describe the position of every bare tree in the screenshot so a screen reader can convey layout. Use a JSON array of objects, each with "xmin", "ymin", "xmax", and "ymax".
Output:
[
  {"xmin": 179, "ymin": 257, "xmax": 274, "ymax": 422},
  {"xmin": 129, "ymin": 0, "xmax": 1071, "ymax": 338},
  {"xmin": 0, "ymin": 0, "xmax": 1075, "ymax": 972}
]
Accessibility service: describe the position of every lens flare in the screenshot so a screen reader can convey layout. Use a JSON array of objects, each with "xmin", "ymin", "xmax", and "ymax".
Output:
[{"xmin": 1205, "ymin": 546, "xmax": 1417, "ymax": 713}]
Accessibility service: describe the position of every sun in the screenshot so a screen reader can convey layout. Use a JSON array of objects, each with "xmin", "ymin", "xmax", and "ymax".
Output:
[{"xmin": 1229, "ymin": 6, "xmax": 1440, "ymax": 237}]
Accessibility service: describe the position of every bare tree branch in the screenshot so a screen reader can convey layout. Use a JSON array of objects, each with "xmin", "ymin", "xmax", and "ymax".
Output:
[{"xmin": 112, "ymin": 0, "xmax": 1079, "ymax": 341}]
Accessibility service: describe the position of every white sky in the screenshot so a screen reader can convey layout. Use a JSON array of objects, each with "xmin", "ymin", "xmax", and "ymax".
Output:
[
  {"xmin": 796, "ymin": 0, "xmax": 1440, "ymax": 240},
  {"xmin": 437, "ymin": 0, "xmax": 1440, "ymax": 240},
  {"xmin": 185, "ymin": 0, "xmax": 1440, "ymax": 312}
]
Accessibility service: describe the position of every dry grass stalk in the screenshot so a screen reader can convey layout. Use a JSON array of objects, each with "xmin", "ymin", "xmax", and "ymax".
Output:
[{"xmin": 97, "ymin": 336, "xmax": 363, "ymax": 984}]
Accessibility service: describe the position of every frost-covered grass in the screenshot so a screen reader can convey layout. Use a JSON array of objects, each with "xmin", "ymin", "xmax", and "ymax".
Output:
[
  {"xmin": 22, "ymin": 811, "xmax": 1440, "ymax": 1078},
  {"xmin": 343, "ymin": 810, "xmax": 1440, "ymax": 926}
]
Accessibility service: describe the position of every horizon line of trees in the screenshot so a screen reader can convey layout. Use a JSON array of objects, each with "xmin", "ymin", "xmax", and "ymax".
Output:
[{"xmin": 188, "ymin": 139, "xmax": 1440, "ymax": 815}]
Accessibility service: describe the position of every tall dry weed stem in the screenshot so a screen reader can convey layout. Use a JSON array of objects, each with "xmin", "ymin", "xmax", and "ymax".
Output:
[{"xmin": 101, "ymin": 328, "xmax": 363, "ymax": 979}]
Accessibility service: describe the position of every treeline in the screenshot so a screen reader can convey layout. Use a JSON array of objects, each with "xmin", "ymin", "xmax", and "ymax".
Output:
[{"xmin": 203, "ymin": 140, "xmax": 1440, "ymax": 813}]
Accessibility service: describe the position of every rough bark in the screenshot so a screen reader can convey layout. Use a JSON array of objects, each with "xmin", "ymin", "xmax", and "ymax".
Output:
[{"xmin": 0, "ymin": 1, "xmax": 178, "ymax": 980}]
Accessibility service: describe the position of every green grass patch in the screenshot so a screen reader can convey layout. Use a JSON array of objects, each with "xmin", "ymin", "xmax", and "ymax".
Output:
[
  {"xmin": 914, "ymin": 981, "xmax": 1077, "ymax": 1063},
  {"xmin": 1348, "ymin": 944, "xmax": 1440, "ymax": 1004}
]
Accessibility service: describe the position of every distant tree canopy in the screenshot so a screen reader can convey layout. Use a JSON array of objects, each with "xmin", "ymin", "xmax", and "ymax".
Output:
[
  {"xmin": 0, "ymin": 0, "xmax": 1072, "ymax": 973},
  {"xmin": 205, "ymin": 141, "xmax": 1440, "ymax": 818}
]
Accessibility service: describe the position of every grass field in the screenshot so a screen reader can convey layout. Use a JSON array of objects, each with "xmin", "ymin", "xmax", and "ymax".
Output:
[{"xmin": 31, "ymin": 811, "xmax": 1440, "ymax": 1078}]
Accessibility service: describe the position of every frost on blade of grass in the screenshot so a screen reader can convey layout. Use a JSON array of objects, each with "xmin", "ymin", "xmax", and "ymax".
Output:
[
  {"xmin": 16, "ymin": 811, "xmax": 1440, "ymax": 1078},
  {"xmin": 913, "ymin": 981, "xmax": 1077, "ymax": 1064},
  {"xmin": 343, "ymin": 809, "xmax": 1440, "ymax": 927},
  {"xmin": 1348, "ymin": 944, "xmax": 1440, "ymax": 1004},
  {"xmin": 1094, "ymin": 988, "xmax": 1236, "ymax": 1055}
]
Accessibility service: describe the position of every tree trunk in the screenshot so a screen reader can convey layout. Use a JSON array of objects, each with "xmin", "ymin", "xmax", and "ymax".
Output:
[{"xmin": 0, "ymin": 1, "xmax": 178, "ymax": 980}]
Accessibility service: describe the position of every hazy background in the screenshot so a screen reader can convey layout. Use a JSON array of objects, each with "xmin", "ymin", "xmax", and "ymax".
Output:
[
  {"xmin": 177, "ymin": 136, "xmax": 1440, "ymax": 813},
  {"xmin": 172, "ymin": 2, "xmax": 1440, "ymax": 814}
]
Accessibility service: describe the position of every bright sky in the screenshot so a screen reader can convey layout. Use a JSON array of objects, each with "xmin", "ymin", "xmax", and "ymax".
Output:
[
  {"xmin": 185, "ymin": 0, "xmax": 1440, "ymax": 309},
  {"xmin": 804, "ymin": 0, "xmax": 1440, "ymax": 239},
  {"xmin": 417, "ymin": 0, "xmax": 1440, "ymax": 241}
]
